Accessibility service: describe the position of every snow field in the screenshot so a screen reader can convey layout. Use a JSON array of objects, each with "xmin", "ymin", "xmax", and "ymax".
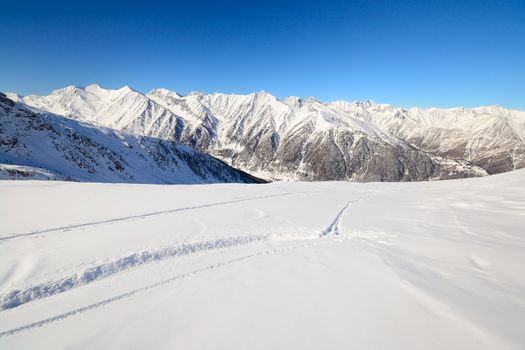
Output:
[{"xmin": 1, "ymin": 171, "xmax": 524, "ymax": 349}]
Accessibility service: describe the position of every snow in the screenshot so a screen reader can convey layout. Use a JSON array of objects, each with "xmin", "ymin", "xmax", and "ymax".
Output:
[
  {"xmin": 0, "ymin": 93, "xmax": 257, "ymax": 184},
  {"xmin": 1, "ymin": 170, "xmax": 524, "ymax": 349},
  {"xmin": 11, "ymin": 85, "xmax": 524, "ymax": 181},
  {"xmin": 0, "ymin": 164, "xmax": 65, "ymax": 181}
]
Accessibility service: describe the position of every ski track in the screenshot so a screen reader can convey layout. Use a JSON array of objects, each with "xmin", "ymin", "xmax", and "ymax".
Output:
[
  {"xmin": 2, "ymin": 192, "xmax": 372, "ymax": 311},
  {"xmin": 0, "ymin": 235, "xmax": 269, "ymax": 311},
  {"xmin": 0, "ymin": 242, "xmax": 312, "ymax": 339},
  {"xmin": 320, "ymin": 201, "xmax": 352, "ymax": 237},
  {"xmin": 319, "ymin": 193, "xmax": 373, "ymax": 237},
  {"xmin": 0, "ymin": 192, "xmax": 300, "ymax": 242},
  {"xmin": 0, "ymin": 192, "xmax": 373, "ymax": 338}
]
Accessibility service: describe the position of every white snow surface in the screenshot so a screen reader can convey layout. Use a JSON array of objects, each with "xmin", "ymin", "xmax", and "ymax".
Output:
[{"xmin": 1, "ymin": 170, "xmax": 524, "ymax": 349}]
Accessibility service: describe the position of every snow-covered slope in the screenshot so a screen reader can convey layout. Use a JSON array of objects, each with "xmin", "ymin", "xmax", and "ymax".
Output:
[
  {"xmin": 0, "ymin": 93, "xmax": 262, "ymax": 184},
  {"xmin": 328, "ymin": 101, "xmax": 525, "ymax": 174},
  {"xmin": 10, "ymin": 85, "xmax": 525, "ymax": 181},
  {"xmin": 0, "ymin": 170, "xmax": 524, "ymax": 349}
]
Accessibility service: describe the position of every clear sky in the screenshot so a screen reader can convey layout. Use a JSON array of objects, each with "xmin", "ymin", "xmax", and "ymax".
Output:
[{"xmin": 1, "ymin": 0, "xmax": 524, "ymax": 109}]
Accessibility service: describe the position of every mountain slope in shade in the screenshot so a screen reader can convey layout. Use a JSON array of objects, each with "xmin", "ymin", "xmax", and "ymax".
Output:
[
  {"xmin": 0, "ymin": 93, "xmax": 262, "ymax": 184},
  {"xmin": 11, "ymin": 85, "xmax": 525, "ymax": 181}
]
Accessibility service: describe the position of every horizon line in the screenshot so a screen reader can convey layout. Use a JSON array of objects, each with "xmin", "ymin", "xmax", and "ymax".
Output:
[{"xmin": 4, "ymin": 83, "xmax": 524, "ymax": 112}]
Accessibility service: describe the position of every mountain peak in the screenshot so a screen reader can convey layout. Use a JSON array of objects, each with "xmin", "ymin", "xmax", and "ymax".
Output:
[
  {"xmin": 84, "ymin": 83, "xmax": 102, "ymax": 91},
  {"xmin": 148, "ymin": 88, "xmax": 182, "ymax": 98},
  {"xmin": 118, "ymin": 85, "xmax": 134, "ymax": 92},
  {"xmin": 305, "ymin": 96, "xmax": 321, "ymax": 103},
  {"xmin": 187, "ymin": 91, "xmax": 204, "ymax": 97},
  {"xmin": 363, "ymin": 99, "xmax": 376, "ymax": 107},
  {"xmin": 52, "ymin": 85, "xmax": 78, "ymax": 95},
  {"xmin": 4, "ymin": 92, "xmax": 22, "ymax": 101}
]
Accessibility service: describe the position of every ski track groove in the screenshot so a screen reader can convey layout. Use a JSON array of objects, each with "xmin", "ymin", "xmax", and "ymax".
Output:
[
  {"xmin": 0, "ymin": 191, "xmax": 376, "ymax": 338},
  {"xmin": 0, "ymin": 242, "xmax": 312, "ymax": 339},
  {"xmin": 320, "ymin": 201, "xmax": 352, "ymax": 237},
  {"xmin": 0, "ymin": 192, "xmax": 300, "ymax": 242},
  {"xmin": 1, "ymin": 192, "xmax": 374, "ymax": 311},
  {"xmin": 320, "ymin": 193, "xmax": 374, "ymax": 237},
  {"xmin": 0, "ymin": 235, "xmax": 269, "ymax": 311}
]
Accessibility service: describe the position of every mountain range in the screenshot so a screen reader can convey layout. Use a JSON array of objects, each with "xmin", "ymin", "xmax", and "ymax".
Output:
[
  {"xmin": 4, "ymin": 84, "xmax": 525, "ymax": 182},
  {"xmin": 0, "ymin": 92, "xmax": 262, "ymax": 184}
]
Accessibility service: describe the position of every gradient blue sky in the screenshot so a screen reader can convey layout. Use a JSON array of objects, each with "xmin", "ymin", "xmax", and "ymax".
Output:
[{"xmin": 1, "ymin": 0, "xmax": 524, "ymax": 109}]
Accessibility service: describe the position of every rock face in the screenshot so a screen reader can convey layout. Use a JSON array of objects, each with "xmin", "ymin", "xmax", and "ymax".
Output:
[
  {"xmin": 9, "ymin": 85, "xmax": 525, "ymax": 181},
  {"xmin": 0, "ymin": 93, "xmax": 263, "ymax": 184}
]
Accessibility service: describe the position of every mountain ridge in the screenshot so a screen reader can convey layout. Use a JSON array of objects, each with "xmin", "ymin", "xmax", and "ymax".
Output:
[
  {"xmin": 7, "ymin": 85, "xmax": 525, "ymax": 181},
  {"xmin": 0, "ymin": 92, "xmax": 264, "ymax": 184}
]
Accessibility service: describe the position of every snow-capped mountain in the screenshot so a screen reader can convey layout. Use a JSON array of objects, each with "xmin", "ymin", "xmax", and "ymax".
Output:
[
  {"xmin": 9, "ymin": 84, "xmax": 525, "ymax": 181},
  {"xmin": 0, "ymin": 93, "xmax": 262, "ymax": 184},
  {"xmin": 328, "ymin": 101, "xmax": 525, "ymax": 175}
]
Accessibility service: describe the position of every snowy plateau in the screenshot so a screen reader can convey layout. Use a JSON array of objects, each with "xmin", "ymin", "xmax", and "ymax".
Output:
[
  {"xmin": 1, "ymin": 85, "xmax": 525, "ymax": 349},
  {"xmin": 0, "ymin": 170, "xmax": 524, "ymax": 349}
]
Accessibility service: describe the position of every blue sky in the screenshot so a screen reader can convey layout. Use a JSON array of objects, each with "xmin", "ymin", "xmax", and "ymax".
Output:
[{"xmin": 1, "ymin": 0, "xmax": 524, "ymax": 109}]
